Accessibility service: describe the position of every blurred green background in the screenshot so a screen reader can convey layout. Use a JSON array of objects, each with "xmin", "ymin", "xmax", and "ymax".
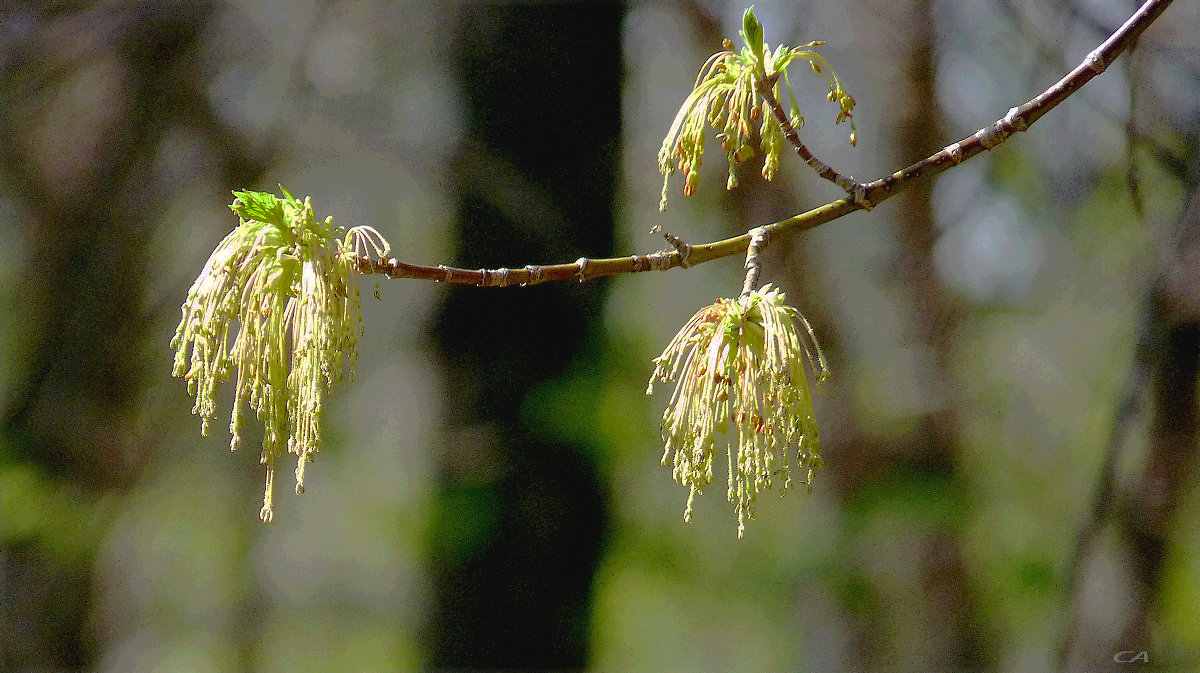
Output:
[{"xmin": 2, "ymin": 1, "xmax": 1199, "ymax": 671}]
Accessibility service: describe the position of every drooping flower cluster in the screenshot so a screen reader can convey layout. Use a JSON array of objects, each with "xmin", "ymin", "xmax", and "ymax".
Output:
[
  {"xmin": 171, "ymin": 188, "xmax": 389, "ymax": 522},
  {"xmin": 658, "ymin": 6, "xmax": 856, "ymax": 210},
  {"xmin": 647, "ymin": 284, "xmax": 828, "ymax": 537}
]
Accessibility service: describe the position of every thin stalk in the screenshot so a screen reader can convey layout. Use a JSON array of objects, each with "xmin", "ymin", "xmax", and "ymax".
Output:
[{"xmin": 756, "ymin": 73, "xmax": 867, "ymax": 204}]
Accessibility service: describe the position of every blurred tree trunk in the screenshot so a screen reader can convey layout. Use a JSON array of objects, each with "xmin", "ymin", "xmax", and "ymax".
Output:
[
  {"xmin": 425, "ymin": 3, "xmax": 622, "ymax": 668},
  {"xmin": 822, "ymin": 0, "xmax": 987, "ymax": 668},
  {"xmin": 0, "ymin": 3, "xmax": 265, "ymax": 667},
  {"xmin": 884, "ymin": 9, "xmax": 986, "ymax": 664},
  {"xmin": 1061, "ymin": 146, "xmax": 1200, "ymax": 672}
]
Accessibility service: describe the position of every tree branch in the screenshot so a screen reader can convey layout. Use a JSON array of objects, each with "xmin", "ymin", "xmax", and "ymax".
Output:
[{"xmin": 358, "ymin": 0, "xmax": 1173, "ymax": 287}]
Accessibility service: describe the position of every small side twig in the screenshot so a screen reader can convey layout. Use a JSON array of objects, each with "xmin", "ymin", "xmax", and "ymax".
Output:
[
  {"xmin": 651, "ymin": 225, "xmax": 693, "ymax": 267},
  {"xmin": 757, "ymin": 73, "xmax": 871, "ymax": 208}
]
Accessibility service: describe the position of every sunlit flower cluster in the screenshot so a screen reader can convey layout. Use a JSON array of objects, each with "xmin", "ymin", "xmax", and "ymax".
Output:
[
  {"xmin": 646, "ymin": 284, "xmax": 828, "ymax": 537},
  {"xmin": 171, "ymin": 188, "xmax": 389, "ymax": 522},
  {"xmin": 658, "ymin": 6, "xmax": 856, "ymax": 210}
]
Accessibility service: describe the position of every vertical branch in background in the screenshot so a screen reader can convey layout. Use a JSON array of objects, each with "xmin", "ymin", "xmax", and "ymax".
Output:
[
  {"xmin": 887, "ymin": 0, "xmax": 966, "ymax": 459},
  {"xmin": 889, "ymin": 4, "xmax": 986, "ymax": 662},
  {"xmin": 1061, "ymin": 149, "xmax": 1200, "ymax": 672},
  {"xmin": 829, "ymin": 0, "xmax": 987, "ymax": 668},
  {"xmin": 424, "ymin": 3, "xmax": 621, "ymax": 668}
]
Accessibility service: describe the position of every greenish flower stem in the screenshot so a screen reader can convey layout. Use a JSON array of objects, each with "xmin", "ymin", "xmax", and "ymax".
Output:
[{"xmin": 357, "ymin": 0, "xmax": 1171, "ymax": 287}]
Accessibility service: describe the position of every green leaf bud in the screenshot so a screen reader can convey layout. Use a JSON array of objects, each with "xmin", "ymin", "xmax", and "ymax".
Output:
[{"xmin": 741, "ymin": 6, "xmax": 765, "ymax": 60}]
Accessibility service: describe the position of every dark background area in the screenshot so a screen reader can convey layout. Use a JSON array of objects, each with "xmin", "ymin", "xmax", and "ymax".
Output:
[{"xmin": 1, "ymin": 1, "xmax": 1199, "ymax": 671}]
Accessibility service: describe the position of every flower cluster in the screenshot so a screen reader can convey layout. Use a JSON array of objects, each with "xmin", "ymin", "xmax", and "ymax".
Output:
[
  {"xmin": 647, "ymin": 285, "xmax": 828, "ymax": 537},
  {"xmin": 171, "ymin": 188, "xmax": 389, "ymax": 522},
  {"xmin": 658, "ymin": 6, "xmax": 856, "ymax": 210}
]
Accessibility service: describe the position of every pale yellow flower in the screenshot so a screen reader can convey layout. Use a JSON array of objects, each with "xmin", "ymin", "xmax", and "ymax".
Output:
[
  {"xmin": 647, "ymin": 284, "xmax": 828, "ymax": 537},
  {"xmin": 171, "ymin": 189, "xmax": 389, "ymax": 521},
  {"xmin": 658, "ymin": 7, "xmax": 856, "ymax": 210}
]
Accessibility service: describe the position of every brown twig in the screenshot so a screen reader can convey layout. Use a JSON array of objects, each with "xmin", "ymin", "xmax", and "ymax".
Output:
[
  {"xmin": 858, "ymin": 0, "xmax": 1170, "ymax": 207},
  {"xmin": 756, "ymin": 74, "xmax": 871, "ymax": 208},
  {"xmin": 359, "ymin": 0, "xmax": 1174, "ymax": 287}
]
